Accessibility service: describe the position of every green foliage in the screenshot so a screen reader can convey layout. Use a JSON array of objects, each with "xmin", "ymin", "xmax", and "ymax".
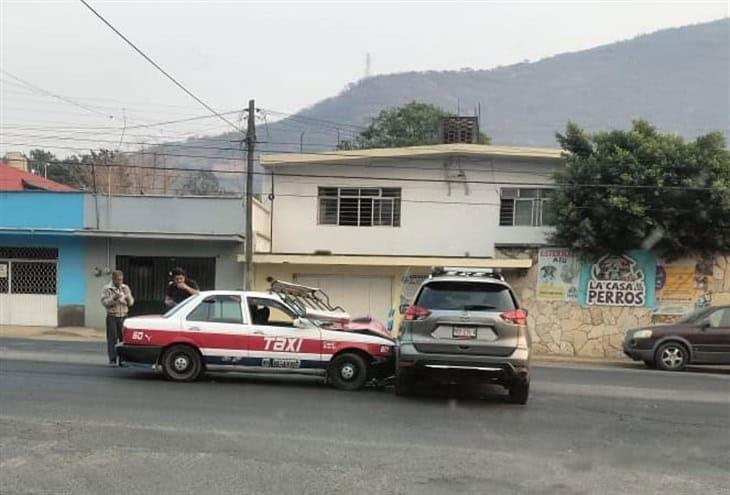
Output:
[
  {"xmin": 28, "ymin": 149, "xmax": 89, "ymax": 189},
  {"xmin": 549, "ymin": 120, "xmax": 730, "ymax": 259},
  {"xmin": 338, "ymin": 101, "xmax": 490, "ymax": 149}
]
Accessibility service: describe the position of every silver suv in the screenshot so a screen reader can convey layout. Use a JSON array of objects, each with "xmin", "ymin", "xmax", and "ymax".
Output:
[{"xmin": 396, "ymin": 268, "xmax": 531, "ymax": 404}]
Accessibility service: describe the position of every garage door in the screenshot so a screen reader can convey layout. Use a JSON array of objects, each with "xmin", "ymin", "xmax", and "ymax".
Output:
[{"xmin": 293, "ymin": 275, "xmax": 393, "ymax": 323}]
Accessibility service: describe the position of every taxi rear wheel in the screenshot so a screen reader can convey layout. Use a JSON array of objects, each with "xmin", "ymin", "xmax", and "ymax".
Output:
[
  {"xmin": 328, "ymin": 353, "xmax": 368, "ymax": 391},
  {"xmin": 161, "ymin": 345, "xmax": 202, "ymax": 382}
]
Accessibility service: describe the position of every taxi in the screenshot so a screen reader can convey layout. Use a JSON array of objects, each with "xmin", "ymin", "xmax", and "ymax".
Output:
[{"xmin": 116, "ymin": 281, "xmax": 395, "ymax": 391}]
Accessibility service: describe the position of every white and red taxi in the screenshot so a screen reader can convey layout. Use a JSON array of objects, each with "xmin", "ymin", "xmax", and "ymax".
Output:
[{"xmin": 116, "ymin": 282, "xmax": 395, "ymax": 391}]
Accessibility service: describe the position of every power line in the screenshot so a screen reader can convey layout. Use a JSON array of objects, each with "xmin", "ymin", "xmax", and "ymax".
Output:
[
  {"xmin": 8, "ymin": 152, "xmax": 722, "ymax": 192},
  {"xmin": 79, "ymin": 0, "xmax": 242, "ymax": 133},
  {"xmin": 0, "ymin": 69, "xmax": 117, "ymax": 120}
]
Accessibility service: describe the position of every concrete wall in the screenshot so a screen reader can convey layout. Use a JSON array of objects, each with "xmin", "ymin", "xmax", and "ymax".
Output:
[
  {"xmin": 265, "ymin": 156, "xmax": 559, "ymax": 257},
  {"xmin": 502, "ymin": 249, "xmax": 730, "ymax": 358},
  {"xmin": 1, "ymin": 192, "xmax": 85, "ymax": 230},
  {"xmin": 85, "ymin": 237, "xmax": 244, "ymax": 328},
  {"xmin": 84, "ymin": 194, "xmax": 245, "ymax": 235}
]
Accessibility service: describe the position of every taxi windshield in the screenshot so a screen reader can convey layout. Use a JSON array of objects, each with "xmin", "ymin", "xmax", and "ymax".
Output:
[{"xmin": 162, "ymin": 296, "xmax": 198, "ymax": 318}]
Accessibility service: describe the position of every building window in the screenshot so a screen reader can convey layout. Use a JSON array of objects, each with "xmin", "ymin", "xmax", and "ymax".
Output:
[
  {"xmin": 318, "ymin": 187, "xmax": 401, "ymax": 227},
  {"xmin": 499, "ymin": 188, "xmax": 554, "ymax": 226}
]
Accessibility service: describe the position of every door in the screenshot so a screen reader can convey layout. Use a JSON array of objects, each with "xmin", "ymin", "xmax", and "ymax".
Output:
[
  {"xmin": 181, "ymin": 294, "xmax": 252, "ymax": 367},
  {"xmin": 245, "ymin": 296, "xmax": 323, "ymax": 372},
  {"xmin": 293, "ymin": 275, "xmax": 392, "ymax": 323},
  {"xmin": 117, "ymin": 255, "xmax": 216, "ymax": 316},
  {"xmin": 691, "ymin": 307, "xmax": 730, "ymax": 364}
]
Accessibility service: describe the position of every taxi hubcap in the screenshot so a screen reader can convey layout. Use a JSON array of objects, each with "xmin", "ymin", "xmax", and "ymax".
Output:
[
  {"xmin": 340, "ymin": 363, "xmax": 356, "ymax": 380},
  {"xmin": 173, "ymin": 355, "xmax": 190, "ymax": 372}
]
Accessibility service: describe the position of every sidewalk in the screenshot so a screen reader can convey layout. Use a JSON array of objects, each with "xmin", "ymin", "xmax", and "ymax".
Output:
[{"xmin": 0, "ymin": 325, "xmax": 105, "ymax": 342}]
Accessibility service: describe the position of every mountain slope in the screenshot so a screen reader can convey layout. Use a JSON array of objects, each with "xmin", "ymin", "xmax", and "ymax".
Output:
[{"xmin": 167, "ymin": 18, "xmax": 729, "ymax": 181}]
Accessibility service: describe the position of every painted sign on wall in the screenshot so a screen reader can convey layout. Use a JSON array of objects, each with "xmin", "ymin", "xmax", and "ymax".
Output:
[
  {"xmin": 537, "ymin": 248, "xmax": 580, "ymax": 302},
  {"xmin": 578, "ymin": 251, "xmax": 656, "ymax": 308}
]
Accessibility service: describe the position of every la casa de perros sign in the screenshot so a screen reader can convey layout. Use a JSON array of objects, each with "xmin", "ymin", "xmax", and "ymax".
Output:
[{"xmin": 587, "ymin": 254, "xmax": 647, "ymax": 307}]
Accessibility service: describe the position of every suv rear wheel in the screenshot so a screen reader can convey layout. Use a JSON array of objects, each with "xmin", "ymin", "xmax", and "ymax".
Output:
[
  {"xmin": 508, "ymin": 380, "xmax": 529, "ymax": 405},
  {"xmin": 394, "ymin": 372, "xmax": 415, "ymax": 397}
]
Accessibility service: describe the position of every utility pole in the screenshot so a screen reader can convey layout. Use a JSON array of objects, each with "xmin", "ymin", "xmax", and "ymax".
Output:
[{"xmin": 243, "ymin": 99, "xmax": 256, "ymax": 290}]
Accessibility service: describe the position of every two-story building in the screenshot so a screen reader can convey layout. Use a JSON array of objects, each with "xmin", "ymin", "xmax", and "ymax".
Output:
[{"xmin": 249, "ymin": 144, "xmax": 564, "ymax": 326}]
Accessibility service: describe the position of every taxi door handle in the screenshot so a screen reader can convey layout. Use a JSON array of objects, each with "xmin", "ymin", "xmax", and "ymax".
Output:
[
  {"xmin": 189, "ymin": 326, "xmax": 201, "ymax": 331},
  {"xmin": 253, "ymin": 331, "xmax": 264, "ymax": 335}
]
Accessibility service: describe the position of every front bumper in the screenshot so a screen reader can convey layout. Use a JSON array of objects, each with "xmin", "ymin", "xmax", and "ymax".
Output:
[
  {"xmin": 622, "ymin": 343, "xmax": 655, "ymax": 361},
  {"xmin": 116, "ymin": 343, "xmax": 162, "ymax": 365},
  {"xmin": 396, "ymin": 342, "xmax": 529, "ymax": 385}
]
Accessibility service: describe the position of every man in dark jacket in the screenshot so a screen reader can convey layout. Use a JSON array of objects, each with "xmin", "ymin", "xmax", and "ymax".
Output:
[{"xmin": 165, "ymin": 267, "xmax": 200, "ymax": 308}]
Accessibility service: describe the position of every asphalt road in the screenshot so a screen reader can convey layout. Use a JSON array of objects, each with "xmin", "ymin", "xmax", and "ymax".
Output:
[{"xmin": 1, "ymin": 338, "xmax": 728, "ymax": 495}]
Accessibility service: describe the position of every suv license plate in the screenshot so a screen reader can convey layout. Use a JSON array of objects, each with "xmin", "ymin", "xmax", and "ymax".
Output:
[{"xmin": 452, "ymin": 326, "xmax": 477, "ymax": 339}]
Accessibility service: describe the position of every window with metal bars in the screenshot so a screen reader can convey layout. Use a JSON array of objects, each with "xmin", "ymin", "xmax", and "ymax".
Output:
[
  {"xmin": 318, "ymin": 187, "xmax": 401, "ymax": 227},
  {"xmin": 499, "ymin": 188, "xmax": 554, "ymax": 227}
]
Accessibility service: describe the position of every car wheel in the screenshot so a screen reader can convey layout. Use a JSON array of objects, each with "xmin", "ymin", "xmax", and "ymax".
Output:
[
  {"xmin": 655, "ymin": 342, "xmax": 688, "ymax": 371},
  {"xmin": 643, "ymin": 360, "xmax": 656, "ymax": 369},
  {"xmin": 328, "ymin": 353, "xmax": 368, "ymax": 391},
  {"xmin": 508, "ymin": 380, "xmax": 530, "ymax": 405},
  {"xmin": 161, "ymin": 345, "xmax": 203, "ymax": 382},
  {"xmin": 394, "ymin": 372, "xmax": 415, "ymax": 397}
]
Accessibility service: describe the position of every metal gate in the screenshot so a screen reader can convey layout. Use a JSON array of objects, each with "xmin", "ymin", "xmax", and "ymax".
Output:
[
  {"xmin": 116, "ymin": 256, "xmax": 216, "ymax": 316},
  {"xmin": 0, "ymin": 247, "xmax": 59, "ymax": 326}
]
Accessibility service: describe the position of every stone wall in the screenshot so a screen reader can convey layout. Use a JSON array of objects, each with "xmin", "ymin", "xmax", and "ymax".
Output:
[{"xmin": 500, "ymin": 249, "xmax": 730, "ymax": 358}]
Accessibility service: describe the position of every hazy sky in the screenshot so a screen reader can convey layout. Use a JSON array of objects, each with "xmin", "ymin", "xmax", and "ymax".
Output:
[{"xmin": 1, "ymin": 1, "xmax": 728, "ymax": 153}]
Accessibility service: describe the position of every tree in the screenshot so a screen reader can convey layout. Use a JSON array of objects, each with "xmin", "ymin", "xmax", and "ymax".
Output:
[
  {"xmin": 27, "ymin": 149, "xmax": 89, "ymax": 189},
  {"xmin": 178, "ymin": 170, "xmax": 222, "ymax": 196},
  {"xmin": 338, "ymin": 101, "xmax": 490, "ymax": 149},
  {"xmin": 548, "ymin": 119, "xmax": 730, "ymax": 259}
]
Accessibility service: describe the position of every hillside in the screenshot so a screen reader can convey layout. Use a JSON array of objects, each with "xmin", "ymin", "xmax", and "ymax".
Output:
[{"xmin": 163, "ymin": 18, "xmax": 729, "ymax": 191}]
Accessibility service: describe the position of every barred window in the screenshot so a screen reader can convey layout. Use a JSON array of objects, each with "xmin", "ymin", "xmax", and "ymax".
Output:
[
  {"xmin": 499, "ymin": 188, "xmax": 554, "ymax": 227},
  {"xmin": 318, "ymin": 187, "xmax": 401, "ymax": 227},
  {"xmin": 9, "ymin": 261, "xmax": 57, "ymax": 295}
]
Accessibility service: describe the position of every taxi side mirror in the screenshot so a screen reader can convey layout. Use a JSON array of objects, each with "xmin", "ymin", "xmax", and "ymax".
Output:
[
  {"xmin": 293, "ymin": 317, "xmax": 306, "ymax": 329},
  {"xmin": 399, "ymin": 304, "xmax": 409, "ymax": 315}
]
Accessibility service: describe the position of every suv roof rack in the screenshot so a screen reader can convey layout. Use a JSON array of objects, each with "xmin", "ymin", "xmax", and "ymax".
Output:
[
  {"xmin": 430, "ymin": 266, "xmax": 505, "ymax": 281},
  {"xmin": 269, "ymin": 280, "xmax": 350, "ymax": 322}
]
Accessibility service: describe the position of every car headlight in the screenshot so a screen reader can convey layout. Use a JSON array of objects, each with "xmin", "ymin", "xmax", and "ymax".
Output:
[{"xmin": 633, "ymin": 329, "xmax": 653, "ymax": 339}]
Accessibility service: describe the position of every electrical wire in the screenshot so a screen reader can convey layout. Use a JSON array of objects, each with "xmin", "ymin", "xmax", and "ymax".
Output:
[
  {"xmin": 6, "ymin": 150, "xmax": 722, "ymax": 192},
  {"xmin": 78, "ymin": 0, "xmax": 242, "ymax": 133}
]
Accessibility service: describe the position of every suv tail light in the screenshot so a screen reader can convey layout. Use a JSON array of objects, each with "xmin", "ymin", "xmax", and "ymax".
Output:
[
  {"xmin": 404, "ymin": 305, "xmax": 431, "ymax": 321},
  {"xmin": 500, "ymin": 309, "xmax": 527, "ymax": 325}
]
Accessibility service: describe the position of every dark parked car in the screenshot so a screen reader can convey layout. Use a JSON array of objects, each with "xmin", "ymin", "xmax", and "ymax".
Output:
[{"xmin": 623, "ymin": 305, "xmax": 730, "ymax": 371}]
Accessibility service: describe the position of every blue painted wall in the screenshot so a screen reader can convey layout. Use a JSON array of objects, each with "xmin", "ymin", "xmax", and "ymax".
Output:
[
  {"xmin": 0, "ymin": 234, "xmax": 86, "ymax": 306},
  {"xmin": 0, "ymin": 192, "xmax": 84, "ymax": 229}
]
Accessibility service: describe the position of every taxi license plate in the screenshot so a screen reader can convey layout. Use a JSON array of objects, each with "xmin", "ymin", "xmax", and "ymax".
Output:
[{"xmin": 452, "ymin": 326, "xmax": 477, "ymax": 339}]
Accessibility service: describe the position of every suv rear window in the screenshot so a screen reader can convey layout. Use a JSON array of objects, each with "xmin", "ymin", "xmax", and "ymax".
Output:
[{"xmin": 415, "ymin": 281, "xmax": 516, "ymax": 312}]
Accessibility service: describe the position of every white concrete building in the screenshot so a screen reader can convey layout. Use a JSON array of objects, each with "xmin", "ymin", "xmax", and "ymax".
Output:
[{"xmin": 249, "ymin": 144, "xmax": 564, "ymax": 327}]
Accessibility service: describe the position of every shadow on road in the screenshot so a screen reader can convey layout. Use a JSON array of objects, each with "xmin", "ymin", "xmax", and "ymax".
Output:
[{"xmin": 116, "ymin": 368, "xmax": 515, "ymax": 405}]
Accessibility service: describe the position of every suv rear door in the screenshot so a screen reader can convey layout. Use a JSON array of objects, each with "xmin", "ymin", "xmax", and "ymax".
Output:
[{"xmin": 409, "ymin": 280, "xmax": 520, "ymax": 357}]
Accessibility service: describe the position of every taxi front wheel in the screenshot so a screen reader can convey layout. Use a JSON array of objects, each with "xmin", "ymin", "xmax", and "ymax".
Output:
[
  {"xmin": 161, "ymin": 345, "xmax": 203, "ymax": 382},
  {"xmin": 328, "ymin": 353, "xmax": 368, "ymax": 391}
]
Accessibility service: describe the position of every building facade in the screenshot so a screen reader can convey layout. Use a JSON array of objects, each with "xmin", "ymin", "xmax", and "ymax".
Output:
[
  {"xmin": 0, "ymin": 191, "xmax": 87, "ymax": 326},
  {"xmin": 250, "ymin": 144, "xmax": 564, "ymax": 327},
  {"xmin": 1, "ymin": 172, "xmax": 251, "ymax": 328}
]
